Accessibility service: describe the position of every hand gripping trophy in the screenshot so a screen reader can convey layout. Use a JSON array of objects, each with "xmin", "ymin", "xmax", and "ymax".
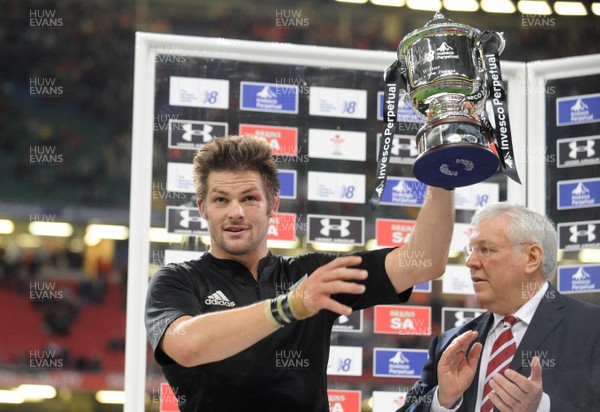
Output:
[{"xmin": 372, "ymin": 11, "xmax": 521, "ymax": 201}]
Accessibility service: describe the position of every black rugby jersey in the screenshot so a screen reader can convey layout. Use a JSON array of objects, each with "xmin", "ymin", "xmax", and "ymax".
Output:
[{"xmin": 145, "ymin": 247, "xmax": 411, "ymax": 412}]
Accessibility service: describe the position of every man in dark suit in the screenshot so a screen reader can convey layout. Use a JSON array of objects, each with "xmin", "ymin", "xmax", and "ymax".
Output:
[{"xmin": 399, "ymin": 202, "xmax": 600, "ymax": 412}]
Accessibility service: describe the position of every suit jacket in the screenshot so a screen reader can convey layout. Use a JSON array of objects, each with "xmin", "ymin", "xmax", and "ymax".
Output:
[{"xmin": 399, "ymin": 284, "xmax": 600, "ymax": 412}]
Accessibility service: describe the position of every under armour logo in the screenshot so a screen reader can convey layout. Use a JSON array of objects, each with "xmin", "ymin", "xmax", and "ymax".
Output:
[
  {"xmin": 179, "ymin": 209, "xmax": 206, "ymax": 229},
  {"xmin": 320, "ymin": 219, "xmax": 351, "ymax": 237},
  {"xmin": 391, "ymin": 136, "xmax": 419, "ymax": 157},
  {"xmin": 569, "ymin": 224, "xmax": 596, "ymax": 243},
  {"xmin": 182, "ymin": 123, "xmax": 214, "ymax": 142},
  {"xmin": 453, "ymin": 311, "xmax": 476, "ymax": 327},
  {"xmin": 569, "ymin": 140, "xmax": 595, "ymax": 159}
]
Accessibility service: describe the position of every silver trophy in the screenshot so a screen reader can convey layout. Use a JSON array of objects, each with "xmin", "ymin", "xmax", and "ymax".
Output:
[{"xmin": 395, "ymin": 11, "xmax": 514, "ymax": 188}]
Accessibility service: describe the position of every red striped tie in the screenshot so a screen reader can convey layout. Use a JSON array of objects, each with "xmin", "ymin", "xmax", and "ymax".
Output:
[{"xmin": 481, "ymin": 315, "xmax": 518, "ymax": 412}]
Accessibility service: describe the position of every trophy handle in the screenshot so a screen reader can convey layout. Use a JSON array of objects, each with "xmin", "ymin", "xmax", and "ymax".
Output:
[
  {"xmin": 384, "ymin": 60, "xmax": 401, "ymax": 82},
  {"xmin": 466, "ymin": 33, "xmax": 489, "ymax": 116},
  {"xmin": 480, "ymin": 30, "xmax": 506, "ymax": 55}
]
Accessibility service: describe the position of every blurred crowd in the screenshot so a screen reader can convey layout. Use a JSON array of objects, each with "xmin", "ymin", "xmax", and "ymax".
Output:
[
  {"xmin": 0, "ymin": 244, "xmax": 127, "ymax": 373},
  {"xmin": 1, "ymin": 1, "xmax": 598, "ymax": 208}
]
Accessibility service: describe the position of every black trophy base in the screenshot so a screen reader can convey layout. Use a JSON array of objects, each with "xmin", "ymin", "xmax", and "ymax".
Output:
[{"xmin": 413, "ymin": 119, "xmax": 500, "ymax": 188}]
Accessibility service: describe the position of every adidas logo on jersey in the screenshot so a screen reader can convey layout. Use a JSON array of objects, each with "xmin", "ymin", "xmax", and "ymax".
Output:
[{"xmin": 204, "ymin": 290, "xmax": 236, "ymax": 307}]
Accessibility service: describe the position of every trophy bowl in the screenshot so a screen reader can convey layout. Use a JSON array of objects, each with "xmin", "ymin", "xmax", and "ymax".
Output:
[{"xmin": 398, "ymin": 11, "xmax": 503, "ymax": 188}]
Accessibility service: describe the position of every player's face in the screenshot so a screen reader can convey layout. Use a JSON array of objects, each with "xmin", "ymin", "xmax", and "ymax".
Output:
[
  {"xmin": 199, "ymin": 170, "xmax": 278, "ymax": 260},
  {"xmin": 465, "ymin": 216, "xmax": 530, "ymax": 315}
]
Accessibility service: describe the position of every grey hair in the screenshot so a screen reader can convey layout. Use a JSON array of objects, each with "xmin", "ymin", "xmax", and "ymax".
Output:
[{"xmin": 471, "ymin": 202, "xmax": 558, "ymax": 280}]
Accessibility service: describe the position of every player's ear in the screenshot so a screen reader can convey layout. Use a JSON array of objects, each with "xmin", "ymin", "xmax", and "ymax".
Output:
[
  {"xmin": 198, "ymin": 198, "xmax": 207, "ymax": 219},
  {"xmin": 269, "ymin": 194, "xmax": 280, "ymax": 217}
]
